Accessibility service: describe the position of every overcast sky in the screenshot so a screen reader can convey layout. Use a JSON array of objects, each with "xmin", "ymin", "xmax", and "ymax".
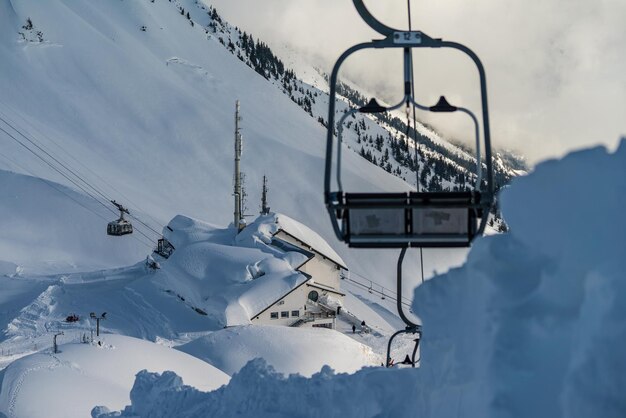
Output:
[{"xmin": 209, "ymin": 0, "xmax": 625, "ymax": 164}]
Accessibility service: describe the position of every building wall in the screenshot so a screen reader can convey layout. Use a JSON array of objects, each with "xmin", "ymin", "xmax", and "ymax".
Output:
[
  {"xmin": 299, "ymin": 257, "xmax": 342, "ymax": 293},
  {"xmin": 251, "ymin": 282, "xmax": 311, "ymax": 326},
  {"xmin": 251, "ymin": 280, "xmax": 338, "ymax": 329},
  {"xmin": 250, "ymin": 231, "xmax": 346, "ymax": 329},
  {"xmin": 274, "ymin": 231, "xmax": 344, "ymax": 292}
]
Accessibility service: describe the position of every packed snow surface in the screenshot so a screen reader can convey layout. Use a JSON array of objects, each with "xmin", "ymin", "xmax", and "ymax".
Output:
[
  {"xmin": 98, "ymin": 141, "xmax": 626, "ymax": 417},
  {"xmin": 0, "ymin": 334, "xmax": 229, "ymax": 418},
  {"xmin": 178, "ymin": 325, "xmax": 380, "ymax": 377}
]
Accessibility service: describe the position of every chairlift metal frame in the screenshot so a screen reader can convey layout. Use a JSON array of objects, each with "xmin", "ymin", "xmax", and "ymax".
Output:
[
  {"xmin": 324, "ymin": 0, "xmax": 495, "ymax": 249},
  {"xmin": 386, "ymin": 247, "xmax": 421, "ymax": 368}
]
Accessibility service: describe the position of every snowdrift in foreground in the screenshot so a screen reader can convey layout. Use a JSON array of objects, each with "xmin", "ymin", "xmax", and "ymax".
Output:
[
  {"xmin": 0, "ymin": 334, "xmax": 229, "ymax": 418},
  {"xmin": 96, "ymin": 140, "xmax": 626, "ymax": 418},
  {"xmin": 177, "ymin": 325, "xmax": 380, "ymax": 377}
]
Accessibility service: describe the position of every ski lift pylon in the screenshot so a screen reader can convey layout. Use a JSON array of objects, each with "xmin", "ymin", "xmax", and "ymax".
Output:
[
  {"xmin": 107, "ymin": 200, "xmax": 133, "ymax": 236},
  {"xmin": 324, "ymin": 0, "xmax": 495, "ymax": 249}
]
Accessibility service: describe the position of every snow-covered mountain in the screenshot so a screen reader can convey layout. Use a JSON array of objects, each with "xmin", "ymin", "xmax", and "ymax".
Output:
[
  {"xmin": 0, "ymin": 0, "xmax": 513, "ymax": 285},
  {"xmin": 0, "ymin": 1, "xmax": 623, "ymax": 417},
  {"xmin": 198, "ymin": 3, "xmax": 524, "ymax": 191}
]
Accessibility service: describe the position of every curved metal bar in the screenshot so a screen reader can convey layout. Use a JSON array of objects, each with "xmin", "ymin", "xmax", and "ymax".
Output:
[
  {"xmin": 439, "ymin": 41, "xmax": 494, "ymax": 199},
  {"xmin": 385, "ymin": 97, "xmax": 410, "ymax": 113},
  {"xmin": 457, "ymin": 107, "xmax": 482, "ymax": 188},
  {"xmin": 386, "ymin": 327, "xmax": 421, "ymax": 368},
  {"xmin": 406, "ymin": 98, "xmax": 481, "ymax": 187},
  {"xmin": 407, "ymin": 96, "xmax": 432, "ymax": 112},
  {"xmin": 336, "ymin": 108, "xmax": 359, "ymax": 191},
  {"xmin": 386, "ymin": 329, "xmax": 406, "ymax": 367},
  {"xmin": 336, "ymin": 97, "xmax": 408, "ymax": 192},
  {"xmin": 326, "ymin": 42, "xmax": 379, "ymax": 201},
  {"xmin": 397, "ymin": 247, "xmax": 420, "ymax": 328},
  {"xmin": 325, "ymin": 42, "xmax": 381, "ymax": 241},
  {"xmin": 353, "ymin": 0, "xmax": 397, "ymax": 36},
  {"xmin": 411, "ymin": 334, "xmax": 421, "ymax": 367}
]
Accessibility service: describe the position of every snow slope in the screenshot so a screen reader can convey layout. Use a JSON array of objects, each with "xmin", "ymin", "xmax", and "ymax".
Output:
[
  {"xmin": 178, "ymin": 324, "xmax": 380, "ymax": 377},
  {"xmin": 0, "ymin": 334, "xmax": 229, "ymax": 418},
  {"xmin": 0, "ymin": 210, "xmax": 399, "ymax": 368},
  {"xmin": 97, "ymin": 141, "xmax": 626, "ymax": 417},
  {"xmin": 0, "ymin": 0, "xmax": 467, "ymax": 289},
  {"xmin": 0, "ymin": 169, "xmax": 148, "ymax": 274}
]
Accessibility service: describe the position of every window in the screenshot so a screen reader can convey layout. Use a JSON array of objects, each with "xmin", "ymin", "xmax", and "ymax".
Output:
[
  {"xmin": 308, "ymin": 290, "xmax": 319, "ymax": 302},
  {"xmin": 270, "ymin": 312, "xmax": 278, "ymax": 319},
  {"xmin": 281, "ymin": 311, "xmax": 289, "ymax": 318},
  {"xmin": 291, "ymin": 310, "xmax": 300, "ymax": 317}
]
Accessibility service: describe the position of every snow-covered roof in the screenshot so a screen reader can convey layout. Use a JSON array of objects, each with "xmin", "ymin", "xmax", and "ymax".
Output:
[
  {"xmin": 274, "ymin": 214, "xmax": 348, "ymax": 270},
  {"xmin": 154, "ymin": 215, "xmax": 317, "ymax": 327},
  {"xmin": 269, "ymin": 237, "xmax": 315, "ymax": 270},
  {"xmin": 231, "ymin": 272, "xmax": 311, "ymax": 324}
]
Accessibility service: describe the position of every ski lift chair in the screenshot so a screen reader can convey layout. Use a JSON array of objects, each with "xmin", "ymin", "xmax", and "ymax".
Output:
[
  {"xmin": 324, "ymin": 0, "xmax": 494, "ymax": 249},
  {"xmin": 107, "ymin": 200, "xmax": 133, "ymax": 236}
]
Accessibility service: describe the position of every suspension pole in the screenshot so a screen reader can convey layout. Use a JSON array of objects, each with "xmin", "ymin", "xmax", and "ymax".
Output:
[
  {"xmin": 397, "ymin": 247, "xmax": 419, "ymax": 328},
  {"xmin": 234, "ymin": 100, "xmax": 243, "ymax": 230}
]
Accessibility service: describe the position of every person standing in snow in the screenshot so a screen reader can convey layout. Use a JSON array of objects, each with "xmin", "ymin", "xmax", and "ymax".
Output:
[{"xmin": 352, "ymin": 324, "xmax": 356, "ymax": 334}]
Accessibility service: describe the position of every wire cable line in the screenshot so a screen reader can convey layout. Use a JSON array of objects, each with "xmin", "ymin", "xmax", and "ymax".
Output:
[{"xmin": 0, "ymin": 121, "xmax": 159, "ymax": 245}]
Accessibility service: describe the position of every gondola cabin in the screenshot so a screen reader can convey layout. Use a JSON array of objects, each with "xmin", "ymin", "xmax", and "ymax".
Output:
[
  {"xmin": 108, "ymin": 200, "xmax": 133, "ymax": 236},
  {"xmin": 107, "ymin": 218, "xmax": 133, "ymax": 236}
]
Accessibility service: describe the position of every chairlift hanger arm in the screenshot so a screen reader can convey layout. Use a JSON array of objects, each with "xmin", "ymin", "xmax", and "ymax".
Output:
[
  {"xmin": 397, "ymin": 247, "xmax": 419, "ymax": 328},
  {"xmin": 353, "ymin": 0, "xmax": 395, "ymax": 37},
  {"xmin": 352, "ymin": 0, "xmax": 441, "ymax": 48}
]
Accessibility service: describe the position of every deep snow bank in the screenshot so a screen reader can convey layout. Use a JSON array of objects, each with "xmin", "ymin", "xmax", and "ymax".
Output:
[
  {"xmin": 0, "ymin": 334, "xmax": 229, "ymax": 418},
  {"xmin": 96, "ymin": 141, "xmax": 626, "ymax": 417},
  {"xmin": 177, "ymin": 325, "xmax": 380, "ymax": 377}
]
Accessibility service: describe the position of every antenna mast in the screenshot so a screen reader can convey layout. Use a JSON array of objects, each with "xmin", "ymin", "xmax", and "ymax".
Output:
[
  {"xmin": 233, "ymin": 100, "xmax": 245, "ymax": 231},
  {"xmin": 261, "ymin": 175, "xmax": 270, "ymax": 215}
]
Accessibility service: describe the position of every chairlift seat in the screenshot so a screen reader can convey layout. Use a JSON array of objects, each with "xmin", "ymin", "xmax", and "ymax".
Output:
[{"xmin": 339, "ymin": 191, "xmax": 481, "ymax": 248}]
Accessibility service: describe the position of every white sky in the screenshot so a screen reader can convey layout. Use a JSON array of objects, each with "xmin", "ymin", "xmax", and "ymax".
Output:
[{"xmin": 208, "ymin": 0, "xmax": 626, "ymax": 164}]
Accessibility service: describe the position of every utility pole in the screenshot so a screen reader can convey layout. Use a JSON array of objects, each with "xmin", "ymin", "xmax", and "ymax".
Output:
[
  {"xmin": 53, "ymin": 331, "xmax": 64, "ymax": 354},
  {"xmin": 233, "ymin": 100, "xmax": 245, "ymax": 232},
  {"xmin": 90, "ymin": 312, "xmax": 107, "ymax": 337},
  {"xmin": 260, "ymin": 175, "xmax": 270, "ymax": 215}
]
